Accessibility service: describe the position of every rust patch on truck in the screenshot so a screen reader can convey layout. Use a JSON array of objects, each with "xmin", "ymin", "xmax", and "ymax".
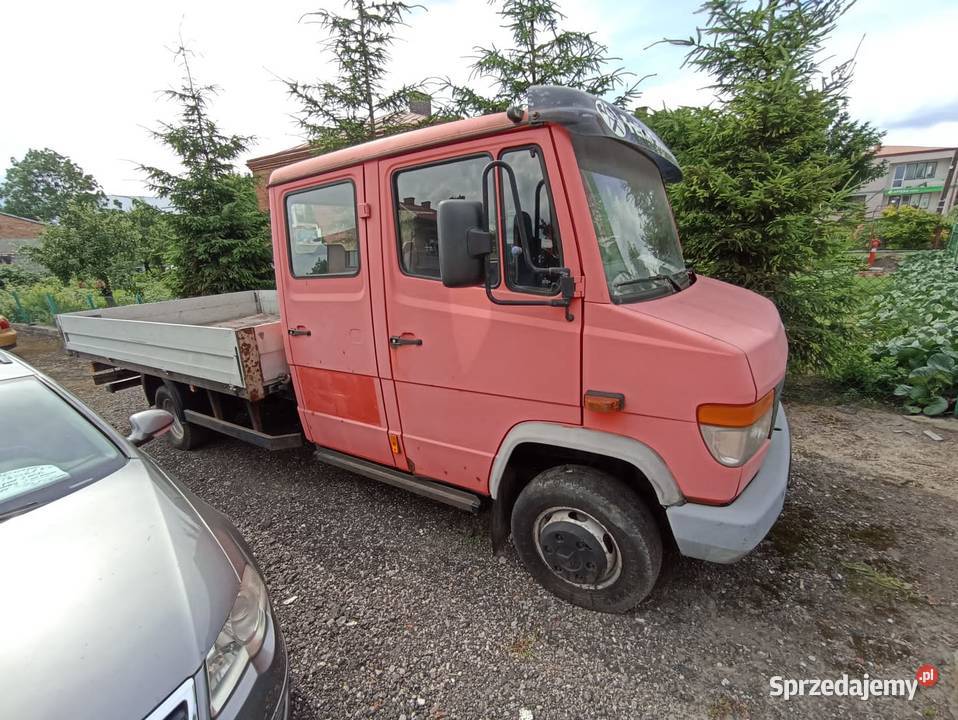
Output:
[{"xmin": 236, "ymin": 326, "xmax": 266, "ymax": 402}]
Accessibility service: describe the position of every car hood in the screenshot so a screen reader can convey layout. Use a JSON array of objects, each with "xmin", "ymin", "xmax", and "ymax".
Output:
[
  {"xmin": 630, "ymin": 276, "xmax": 788, "ymax": 397},
  {"xmin": 0, "ymin": 459, "xmax": 238, "ymax": 720}
]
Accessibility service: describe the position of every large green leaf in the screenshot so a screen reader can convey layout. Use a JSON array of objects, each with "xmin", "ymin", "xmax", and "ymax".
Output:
[
  {"xmin": 922, "ymin": 396, "xmax": 949, "ymax": 416},
  {"xmin": 928, "ymin": 352, "xmax": 956, "ymax": 373}
]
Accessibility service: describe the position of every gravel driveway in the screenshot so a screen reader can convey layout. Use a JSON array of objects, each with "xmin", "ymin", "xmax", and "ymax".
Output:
[{"xmin": 11, "ymin": 329, "xmax": 958, "ymax": 719}]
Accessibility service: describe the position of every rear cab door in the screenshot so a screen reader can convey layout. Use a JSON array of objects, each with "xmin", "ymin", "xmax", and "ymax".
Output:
[{"xmin": 270, "ymin": 165, "xmax": 396, "ymax": 466}]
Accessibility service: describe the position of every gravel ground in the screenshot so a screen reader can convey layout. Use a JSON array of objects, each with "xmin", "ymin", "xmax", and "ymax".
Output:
[{"xmin": 11, "ymin": 328, "xmax": 958, "ymax": 720}]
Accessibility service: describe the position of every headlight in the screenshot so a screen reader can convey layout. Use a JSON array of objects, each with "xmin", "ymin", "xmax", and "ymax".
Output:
[
  {"xmin": 697, "ymin": 391, "xmax": 775, "ymax": 467},
  {"xmin": 206, "ymin": 565, "xmax": 269, "ymax": 716}
]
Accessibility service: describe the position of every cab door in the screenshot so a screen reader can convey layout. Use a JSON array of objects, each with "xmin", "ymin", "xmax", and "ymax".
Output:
[
  {"xmin": 271, "ymin": 166, "xmax": 394, "ymax": 466},
  {"xmin": 377, "ymin": 128, "xmax": 583, "ymax": 494}
]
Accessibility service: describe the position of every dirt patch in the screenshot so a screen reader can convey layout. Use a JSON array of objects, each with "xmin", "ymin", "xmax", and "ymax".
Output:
[{"xmin": 787, "ymin": 403, "xmax": 957, "ymax": 501}]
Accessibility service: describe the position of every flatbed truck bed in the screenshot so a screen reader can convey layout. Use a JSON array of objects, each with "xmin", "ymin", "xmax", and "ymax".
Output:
[{"xmin": 58, "ymin": 290, "xmax": 303, "ymax": 449}]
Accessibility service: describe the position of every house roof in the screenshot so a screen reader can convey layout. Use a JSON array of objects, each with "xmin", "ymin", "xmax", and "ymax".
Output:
[
  {"xmin": 268, "ymin": 112, "xmax": 521, "ymax": 188},
  {"xmin": 0, "ymin": 211, "xmax": 45, "ymax": 226},
  {"xmin": 876, "ymin": 145, "xmax": 957, "ymax": 158},
  {"xmin": 246, "ymin": 110, "xmax": 434, "ymax": 177}
]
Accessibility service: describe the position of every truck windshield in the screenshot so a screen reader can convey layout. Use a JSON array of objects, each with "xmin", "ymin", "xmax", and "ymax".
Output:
[
  {"xmin": 573, "ymin": 136, "xmax": 689, "ymax": 302},
  {"xmin": 0, "ymin": 376, "xmax": 125, "ymax": 520}
]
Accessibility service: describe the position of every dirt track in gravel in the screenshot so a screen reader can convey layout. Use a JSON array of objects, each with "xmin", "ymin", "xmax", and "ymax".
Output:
[{"xmin": 11, "ymin": 328, "xmax": 958, "ymax": 720}]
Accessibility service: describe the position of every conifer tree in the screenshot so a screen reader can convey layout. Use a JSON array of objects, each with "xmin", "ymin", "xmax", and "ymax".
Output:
[{"xmin": 142, "ymin": 45, "xmax": 273, "ymax": 297}]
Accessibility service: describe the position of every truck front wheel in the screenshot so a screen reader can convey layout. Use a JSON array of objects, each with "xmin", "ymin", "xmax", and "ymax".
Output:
[
  {"xmin": 511, "ymin": 465, "xmax": 662, "ymax": 613},
  {"xmin": 154, "ymin": 385, "xmax": 209, "ymax": 451}
]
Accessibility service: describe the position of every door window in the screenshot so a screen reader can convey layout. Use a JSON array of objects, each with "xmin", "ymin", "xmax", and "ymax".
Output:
[
  {"xmin": 285, "ymin": 181, "xmax": 359, "ymax": 277},
  {"xmin": 499, "ymin": 146, "xmax": 563, "ymax": 294},
  {"xmin": 393, "ymin": 154, "xmax": 493, "ymax": 279}
]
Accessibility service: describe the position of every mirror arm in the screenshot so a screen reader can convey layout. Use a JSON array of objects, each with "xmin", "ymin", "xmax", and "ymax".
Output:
[
  {"xmin": 480, "ymin": 161, "xmax": 565, "ymax": 278},
  {"xmin": 482, "ymin": 258, "xmax": 575, "ymax": 322},
  {"xmin": 534, "ymin": 179, "xmax": 545, "ymax": 247},
  {"xmin": 476, "ymin": 160, "xmax": 576, "ymax": 322}
]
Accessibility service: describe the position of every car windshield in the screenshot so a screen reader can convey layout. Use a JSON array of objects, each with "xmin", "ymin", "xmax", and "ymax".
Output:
[
  {"xmin": 0, "ymin": 376, "xmax": 125, "ymax": 519},
  {"xmin": 573, "ymin": 135, "xmax": 688, "ymax": 302}
]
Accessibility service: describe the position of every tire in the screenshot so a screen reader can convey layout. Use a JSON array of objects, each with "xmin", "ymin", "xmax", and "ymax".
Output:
[
  {"xmin": 511, "ymin": 464, "xmax": 663, "ymax": 613},
  {"xmin": 154, "ymin": 385, "xmax": 209, "ymax": 451}
]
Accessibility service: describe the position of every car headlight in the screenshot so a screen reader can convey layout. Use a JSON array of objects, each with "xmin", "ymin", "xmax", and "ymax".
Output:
[
  {"xmin": 697, "ymin": 390, "xmax": 775, "ymax": 467},
  {"xmin": 206, "ymin": 564, "xmax": 269, "ymax": 716}
]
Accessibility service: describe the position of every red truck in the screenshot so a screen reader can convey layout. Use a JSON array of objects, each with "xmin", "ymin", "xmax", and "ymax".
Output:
[{"xmin": 59, "ymin": 86, "xmax": 790, "ymax": 613}]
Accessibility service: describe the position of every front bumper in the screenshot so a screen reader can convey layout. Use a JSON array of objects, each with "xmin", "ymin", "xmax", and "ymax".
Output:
[{"xmin": 666, "ymin": 405, "xmax": 790, "ymax": 563}]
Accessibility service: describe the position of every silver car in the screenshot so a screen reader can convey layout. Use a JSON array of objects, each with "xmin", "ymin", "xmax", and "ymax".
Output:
[{"xmin": 0, "ymin": 350, "xmax": 289, "ymax": 720}]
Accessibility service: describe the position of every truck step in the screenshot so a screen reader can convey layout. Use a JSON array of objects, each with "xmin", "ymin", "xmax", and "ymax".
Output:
[{"xmin": 314, "ymin": 447, "xmax": 482, "ymax": 514}]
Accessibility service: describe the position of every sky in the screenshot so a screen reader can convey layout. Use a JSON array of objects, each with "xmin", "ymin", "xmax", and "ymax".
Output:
[{"xmin": 2, "ymin": 0, "xmax": 957, "ymax": 196}]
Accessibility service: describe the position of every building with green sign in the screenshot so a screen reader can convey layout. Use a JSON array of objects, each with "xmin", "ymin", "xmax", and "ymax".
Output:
[{"xmin": 853, "ymin": 145, "xmax": 958, "ymax": 219}]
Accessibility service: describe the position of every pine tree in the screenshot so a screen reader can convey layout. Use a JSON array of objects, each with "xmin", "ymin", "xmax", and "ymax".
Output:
[
  {"xmin": 141, "ymin": 45, "xmax": 274, "ymax": 297},
  {"xmin": 643, "ymin": 0, "xmax": 883, "ymax": 370},
  {"xmin": 286, "ymin": 0, "xmax": 425, "ymax": 152},
  {"xmin": 443, "ymin": 0, "xmax": 643, "ymax": 115}
]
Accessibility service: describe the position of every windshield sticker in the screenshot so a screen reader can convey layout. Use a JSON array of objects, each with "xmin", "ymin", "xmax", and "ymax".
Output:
[{"xmin": 0, "ymin": 465, "xmax": 69, "ymax": 503}]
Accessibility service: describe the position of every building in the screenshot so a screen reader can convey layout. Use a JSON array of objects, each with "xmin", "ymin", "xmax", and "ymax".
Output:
[
  {"xmin": 854, "ymin": 146, "xmax": 958, "ymax": 218},
  {"xmin": 0, "ymin": 211, "xmax": 45, "ymax": 269},
  {"xmin": 104, "ymin": 195, "xmax": 172, "ymax": 213},
  {"xmin": 246, "ymin": 97, "xmax": 434, "ymax": 211}
]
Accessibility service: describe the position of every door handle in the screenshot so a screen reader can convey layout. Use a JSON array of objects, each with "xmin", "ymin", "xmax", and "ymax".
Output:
[
  {"xmin": 288, "ymin": 327, "xmax": 311, "ymax": 337},
  {"xmin": 389, "ymin": 335, "xmax": 423, "ymax": 347}
]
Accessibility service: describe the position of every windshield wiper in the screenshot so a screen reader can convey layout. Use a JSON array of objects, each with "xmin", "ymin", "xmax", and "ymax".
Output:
[
  {"xmin": 614, "ymin": 273, "xmax": 681, "ymax": 293},
  {"xmin": 0, "ymin": 501, "xmax": 41, "ymax": 523}
]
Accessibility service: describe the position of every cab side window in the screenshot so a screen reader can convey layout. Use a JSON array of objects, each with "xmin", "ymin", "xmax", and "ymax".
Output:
[
  {"xmin": 500, "ymin": 146, "xmax": 562, "ymax": 294},
  {"xmin": 394, "ymin": 154, "xmax": 493, "ymax": 279},
  {"xmin": 286, "ymin": 181, "xmax": 359, "ymax": 278}
]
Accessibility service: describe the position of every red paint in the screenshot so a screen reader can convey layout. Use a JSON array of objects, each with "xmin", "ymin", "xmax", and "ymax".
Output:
[{"xmin": 295, "ymin": 366, "xmax": 382, "ymax": 426}]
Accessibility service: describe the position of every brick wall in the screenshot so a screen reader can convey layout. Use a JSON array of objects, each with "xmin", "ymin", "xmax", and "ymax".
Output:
[{"xmin": 0, "ymin": 213, "xmax": 45, "ymax": 240}]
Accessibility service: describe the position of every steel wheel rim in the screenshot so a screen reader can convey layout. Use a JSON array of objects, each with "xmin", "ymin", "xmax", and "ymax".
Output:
[{"xmin": 533, "ymin": 506, "xmax": 622, "ymax": 589}]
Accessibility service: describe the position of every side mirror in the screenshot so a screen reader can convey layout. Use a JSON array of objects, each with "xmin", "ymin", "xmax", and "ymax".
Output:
[
  {"xmin": 437, "ymin": 199, "xmax": 491, "ymax": 287},
  {"xmin": 127, "ymin": 409, "xmax": 175, "ymax": 447}
]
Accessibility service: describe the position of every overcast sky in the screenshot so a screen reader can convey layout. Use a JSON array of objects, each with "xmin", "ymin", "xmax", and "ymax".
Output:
[{"xmin": 2, "ymin": 0, "xmax": 957, "ymax": 196}]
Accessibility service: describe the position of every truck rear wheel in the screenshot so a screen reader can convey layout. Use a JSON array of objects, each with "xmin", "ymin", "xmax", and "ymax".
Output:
[
  {"xmin": 154, "ymin": 385, "xmax": 209, "ymax": 451},
  {"xmin": 511, "ymin": 464, "xmax": 662, "ymax": 613}
]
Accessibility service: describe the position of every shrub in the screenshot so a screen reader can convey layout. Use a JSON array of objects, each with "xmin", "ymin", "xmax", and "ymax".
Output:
[
  {"xmin": 871, "ymin": 205, "xmax": 952, "ymax": 251},
  {"xmin": 0, "ymin": 265, "xmax": 44, "ymax": 289},
  {"xmin": 0, "ymin": 274, "xmax": 173, "ymax": 326}
]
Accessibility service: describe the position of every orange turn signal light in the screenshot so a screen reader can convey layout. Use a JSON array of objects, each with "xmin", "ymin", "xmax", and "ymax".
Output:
[
  {"xmin": 697, "ymin": 390, "xmax": 775, "ymax": 428},
  {"xmin": 584, "ymin": 391, "xmax": 625, "ymax": 413},
  {"xmin": 388, "ymin": 433, "xmax": 401, "ymax": 455}
]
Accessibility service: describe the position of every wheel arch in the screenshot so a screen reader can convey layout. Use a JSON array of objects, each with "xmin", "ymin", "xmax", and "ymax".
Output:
[
  {"xmin": 488, "ymin": 422, "xmax": 684, "ymax": 553},
  {"xmin": 142, "ymin": 374, "xmax": 163, "ymax": 406}
]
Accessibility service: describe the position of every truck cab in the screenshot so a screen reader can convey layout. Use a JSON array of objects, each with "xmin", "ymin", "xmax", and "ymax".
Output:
[{"xmin": 268, "ymin": 86, "xmax": 790, "ymax": 612}]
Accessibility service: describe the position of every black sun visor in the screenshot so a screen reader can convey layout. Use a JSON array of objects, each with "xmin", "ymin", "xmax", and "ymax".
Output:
[{"xmin": 526, "ymin": 85, "xmax": 683, "ymax": 183}]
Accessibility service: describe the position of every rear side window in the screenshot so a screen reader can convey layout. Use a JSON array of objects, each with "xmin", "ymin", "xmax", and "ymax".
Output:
[
  {"xmin": 285, "ymin": 181, "xmax": 359, "ymax": 277},
  {"xmin": 394, "ymin": 154, "xmax": 492, "ymax": 279}
]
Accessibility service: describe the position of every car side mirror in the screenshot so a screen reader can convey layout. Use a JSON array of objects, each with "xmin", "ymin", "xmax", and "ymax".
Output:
[
  {"xmin": 437, "ymin": 199, "xmax": 491, "ymax": 287},
  {"xmin": 127, "ymin": 409, "xmax": 175, "ymax": 447}
]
